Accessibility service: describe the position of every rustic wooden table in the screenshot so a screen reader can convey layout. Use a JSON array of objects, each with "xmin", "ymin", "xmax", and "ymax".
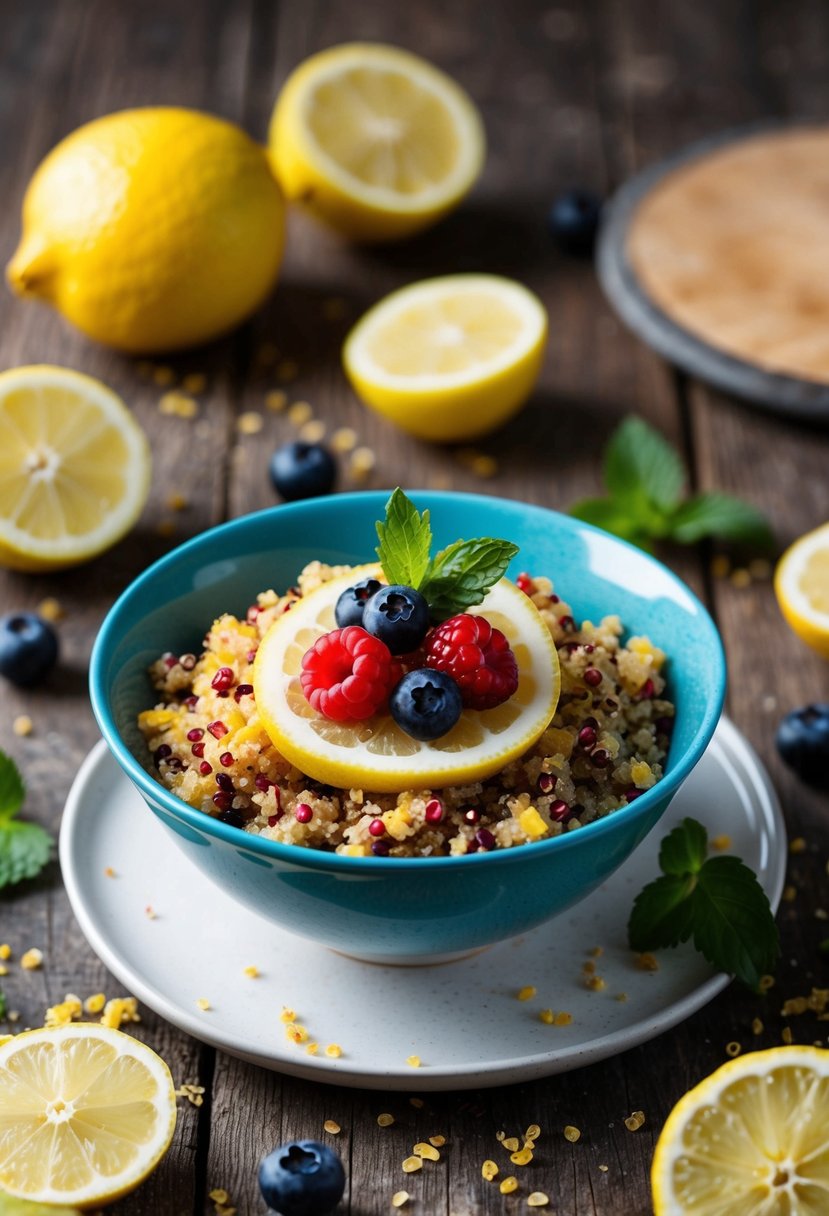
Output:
[{"xmin": 2, "ymin": 2, "xmax": 828, "ymax": 1213}]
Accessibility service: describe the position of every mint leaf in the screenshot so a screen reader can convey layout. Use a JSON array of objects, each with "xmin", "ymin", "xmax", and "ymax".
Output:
[
  {"xmin": 420, "ymin": 538, "xmax": 519, "ymax": 621},
  {"xmin": 628, "ymin": 817, "xmax": 779, "ymax": 990},
  {"xmin": 0, "ymin": 749, "xmax": 52, "ymax": 890},
  {"xmin": 605, "ymin": 416, "xmax": 686, "ymax": 513},
  {"xmin": 0, "ymin": 752, "xmax": 24, "ymax": 819},
  {"xmin": 568, "ymin": 498, "xmax": 655, "ymax": 550},
  {"xmin": 668, "ymin": 492, "xmax": 773, "ymax": 547},
  {"xmin": 692, "ymin": 857, "xmax": 779, "ymax": 992},
  {"xmin": 375, "ymin": 488, "xmax": 432, "ymax": 589},
  {"xmin": 659, "ymin": 817, "xmax": 707, "ymax": 876}
]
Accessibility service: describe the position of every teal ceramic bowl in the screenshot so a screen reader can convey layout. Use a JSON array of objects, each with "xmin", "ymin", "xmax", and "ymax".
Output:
[{"xmin": 90, "ymin": 492, "xmax": 725, "ymax": 964}]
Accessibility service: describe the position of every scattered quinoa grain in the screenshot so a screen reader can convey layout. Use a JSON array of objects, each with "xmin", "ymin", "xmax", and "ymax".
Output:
[
  {"xmin": 37, "ymin": 597, "xmax": 63, "ymax": 621},
  {"xmin": 710, "ymin": 554, "xmax": 731, "ymax": 579},
  {"xmin": 527, "ymin": 1194, "xmax": 549, "ymax": 1208},
  {"xmin": 392, "ymin": 1192, "xmax": 410, "ymax": 1208},
  {"xmin": 280, "ymin": 1008, "xmax": 297, "ymax": 1023},
  {"xmin": 564, "ymin": 1125, "xmax": 581, "ymax": 1142},
  {"xmin": 730, "ymin": 568, "xmax": 751, "ymax": 589},
  {"xmin": 429, "ymin": 1135, "xmax": 446, "ymax": 1147},
  {"xmin": 615, "ymin": 993, "xmax": 628, "ymax": 1002},
  {"xmin": 599, "ymin": 1164, "xmax": 609, "ymax": 1172},
  {"xmin": 7, "ymin": 1011, "xmax": 20, "ymax": 1023},
  {"xmin": 331, "ymin": 427, "xmax": 358, "ymax": 452},
  {"xmin": 45, "ymin": 995, "xmax": 82, "ymax": 1028},
  {"xmin": 782, "ymin": 1027, "xmax": 793, "ymax": 1045},
  {"xmin": 525, "ymin": 1124, "xmax": 541, "ymax": 1141},
  {"xmin": 350, "ymin": 447, "xmax": 376, "ymax": 481},
  {"xmin": 237, "ymin": 411, "xmax": 264, "ymax": 435},
  {"xmin": 0, "ymin": 965, "xmax": 7, "ymax": 977},
  {"xmin": 286, "ymin": 1023, "xmax": 309, "ymax": 1044},
  {"xmin": 589, "ymin": 946, "xmax": 604, "ymax": 958},
  {"xmin": 624, "ymin": 1111, "xmax": 646, "ymax": 1131},
  {"xmin": 377, "ymin": 1113, "xmax": 395, "ymax": 1127},
  {"xmin": 243, "ymin": 965, "xmax": 260, "ymax": 978},
  {"xmin": 299, "ymin": 419, "xmax": 326, "ymax": 443},
  {"xmin": 276, "ymin": 359, "xmax": 299, "ymax": 383},
  {"xmin": 783, "ymin": 885, "xmax": 797, "ymax": 902},
  {"xmin": 406, "ymin": 1054, "xmax": 421, "ymax": 1068},
  {"xmin": 20, "ymin": 948, "xmax": 42, "ymax": 970},
  {"xmin": 511, "ymin": 1148, "xmax": 533, "ymax": 1166},
  {"xmin": 104, "ymin": 867, "xmax": 116, "ymax": 878},
  {"xmin": 209, "ymin": 1189, "xmax": 229, "ymax": 1204},
  {"xmin": 182, "ymin": 373, "xmax": 208, "ymax": 395},
  {"xmin": 414, "ymin": 1143, "xmax": 440, "ymax": 1161},
  {"xmin": 288, "ymin": 400, "xmax": 313, "ymax": 426},
  {"xmin": 156, "ymin": 520, "xmax": 176, "ymax": 539},
  {"xmin": 482, "ymin": 1160, "xmax": 499, "ymax": 1181},
  {"xmin": 749, "ymin": 558, "xmax": 772, "ymax": 580},
  {"xmin": 153, "ymin": 366, "xmax": 175, "ymax": 387},
  {"xmin": 326, "ymin": 1044, "xmax": 342, "ymax": 1058},
  {"xmin": 167, "ymin": 492, "xmax": 189, "ymax": 512},
  {"xmin": 500, "ymin": 1177, "xmax": 519, "ymax": 1194},
  {"xmin": 306, "ymin": 1043, "xmax": 319, "ymax": 1055},
  {"xmin": 726, "ymin": 1041, "xmax": 741, "ymax": 1057},
  {"xmin": 196, "ymin": 998, "xmax": 211, "ymax": 1011},
  {"xmin": 517, "ymin": 986, "xmax": 537, "ymax": 1001},
  {"xmin": 539, "ymin": 1009, "xmax": 554, "ymax": 1024},
  {"xmin": 554, "ymin": 1011, "xmax": 573, "ymax": 1026},
  {"xmin": 145, "ymin": 905, "xmax": 157, "ymax": 919},
  {"xmin": 503, "ymin": 1137, "xmax": 520, "ymax": 1152},
  {"xmin": 101, "ymin": 996, "xmax": 140, "ymax": 1028},
  {"xmin": 585, "ymin": 975, "xmax": 606, "ymax": 991},
  {"xmin": 0, "ymin": 946, "xmax": 12, "ymax": 961},
  {"xmin": 12, "ymin": 715, "xmax": 32, "ymax": 737},
  {"xmin": 402, "ymin": 1156, "xmax": 422, "ymax": 1174},
  {"xmin": 410, "ymin": 1097, "xmax": 424, "ymax": 1109},
  {"xmin": 265, "ymin": 389, "xmax": 287, "ymax": 412},
  {"xmin": 710, "ymin": 834, "xmax": 732, "ymax": 851},
  {"xmin": 324, "ymin": 1119, "xmax": 341, "ymax": 1135},
  {"xmin": 759, "ymin": 975, "xmax": 776, "ymax": 992},
  {"xmin": 752, "ymin": 1018, "xmax": 764, "ymax": 1035},
  {"xmin": 159, "ymin": 391, "xmax": 198, "ymax": 418},
  {"xmin": 789, "ymin": 837, "xmax": 807, "ymax": 854},
  {"xmin": 84, "ymin": 993, "xmax": 106, "ymax": 1014},
  {"xmin": 635, "ymin": 953, "xmax": 660, "ymax": 971}
]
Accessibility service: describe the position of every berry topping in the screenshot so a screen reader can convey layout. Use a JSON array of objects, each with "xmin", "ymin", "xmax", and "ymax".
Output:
[
  {"xmin": 424, "ymin": 613, "xmax": 518, "ymax": 710},
  {"xmin": 389, "ymin": 668, "xmax": 463, "ymax": 741},
  {"xmin": 0, "ymin": 612, "xmax": 59, "ymax": 687},
  {"xmin": 362, "ymin": 584, "xmax": 430, "ymax": 655},
  {"xmin": 259, "ymin": 1140, "xmax": 346, "ymax": 1216},
  {"xmin": 334, "ymin": 577, "xmax": 383, "ymax": 628},
  {"xmin": 300, "ymin": 626, "xmax": 401, "ymax": 721},
  {"xmin": 776, "ymin": 704, "xmax": 829, "ymax": 786},
  {"xmin": 269, "ymin": 440, "xmax": 337, "ymax": 502},
  {"xmin": 548, "ymin": 188, "xmax": 603, "ymax": 255}
]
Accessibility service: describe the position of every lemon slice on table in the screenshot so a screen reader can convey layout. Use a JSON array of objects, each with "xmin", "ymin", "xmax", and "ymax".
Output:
[
  {"xmin": 0, "ymin": 365, "xmax": 151, "ymax": 571},
  {"xmin": 343, "ymin": 275, "xmax": 548, "ymax": 442},
  {"xmin": 0, "ymin": 1024, "xmax": 176, "ymax": 1208},
  {"xmin": 269, "ymin": 43, "xmax": 485, "ymax": 242},
  {"xmin": 651, "ymin": 1046, "xmax": 829, "ymax": 1215},
  {"xmin": 254, "ymin": 565, "xmax": 560, "ymax": 793},
  {"xmin": 775, "ymin": 522, "xmax": 829, "ymax": 659}
]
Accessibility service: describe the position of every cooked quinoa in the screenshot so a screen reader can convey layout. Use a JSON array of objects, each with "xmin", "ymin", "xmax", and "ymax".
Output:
[{"xmin": 138, "ymin": 563, "xmax": 674, "ymax": 858}]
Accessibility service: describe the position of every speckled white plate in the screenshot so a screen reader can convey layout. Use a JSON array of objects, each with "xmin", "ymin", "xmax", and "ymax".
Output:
[{"xmin": 60, "ymin": 720, "xmax": 785, "ymax": 1091}]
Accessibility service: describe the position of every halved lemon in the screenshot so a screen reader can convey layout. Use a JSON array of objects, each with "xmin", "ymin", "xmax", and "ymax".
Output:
[
  {"xmin": 254, "ymin": 565, "xmax": 560, "ymax": 793},
  {"xmin": 775, "ymin": 523, "xmax": 829, "ymax": 658},
  {"xmin": 343, "ymin": 274, "xmax": 548, "ymax": 442},
  {"xmin": 0, "ymin": 1023, "xmax": 176, "ymax": 1208},
  {"xmin": 652, "ymin": 1046, "xmax": 829, "ymax": 1215},
  {"xmin": 0, "ymin": 366, "xmax": 151, "ymax": 571},
  {"xmin": 268, "ymin": 43, "xmax": 485, "ymax": 242}
]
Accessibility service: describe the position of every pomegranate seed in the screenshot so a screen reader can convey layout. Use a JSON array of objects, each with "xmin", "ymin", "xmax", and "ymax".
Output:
[
  {"xmin": 578, "ymin": 725, "xmax": 597, "ymax": 748},
  {"xmin": 246, "ymin": 605, "xmax": 261, "ymax": 623},
  {"xmin": 216, "ymin": 772, "xmax": 234, "ymax": 792},
  {"xmin": 538, "ymin": 773, "xmax": 556, "ymax": 794},
  {"xmin": 191, "ymin": 742, "xmax": 206, "ymax": 758},
  {"xmin": 583, "ymin": 644, "xmax": 595, "ymax": 654},
  {"xmin": 198, "ymin": 761, "xmax": 212, "ymax": 776},
  {"xmin": 463, "ymin": 808, "xmax": 480, "ymax": 825},
  {"xmin": 154, "ymin": 744, "xmax": 172, "ymax": 761},
  {"xmin": 234, "ymin": 683, "xmax": 254, "ymax": 702},
  {"xmin": 638, "ymin": 678, "xmax": 655, "ymax": 700},
  {"xmin": 207, "ymin": 720, "xmax": 228, "ymax": 739},
  {"xmin": 184, "ymin": 695, "xmax": 199, "ymax": 710},
  {"xmin": 368, "ymin": 819, "xmax": 386, "ymax": 837},
  {"xmin": 371, "ymin": 839, "xmax": 390, "ymax": 856},
  {"xmin": 549, "ymin": 594, "xmax": 560, "ymax": 604},
  {"xmin": 187, "ymin": 728, "xmax": 204, "ymax": 742},
  {"xmin": 180, "ymin": 653, "xmax": 196, "ymax": 671},
  {"xmin": 466, "ymin": 839, "xmax": 479, "ymax": 854},
  {"xmin": 591, "ymin": 749, "xmax": 610, "ymax": 769},
  {"xmin": 246, "ymin": 649, "xmax": 258, "ymax": 663},
  {"xmin": 476, "ymin": 827, "xmax": 496, "ymax": 850},
  {"xmin": 212, "ymin": 791, "xmax": 232, "ymax": 812},
  {"xmin": 559, "ymin": 615, "xmax": 575, "ymax": 632},
  {"xmin": 605, "ymin": 698, "xmax": 618, "ymax": 710},
  {"xmin": 211, "ymin": 666, "xmax": 234, "ymax": 692},
  {"xmin": 424, "ymin": 798, "xmax": 444, "ymax": 824},
  {"xmin": 163, "ymin": 653, "xmax": 178, "ymax": 669},
  {"xmin": 550, "ymin": 799, "xmax": 570, "ymax": 822},
  {"xmin": 625, "ymin": 788, "xmax": 644, "ymax": 802},
  {"xmin": 166, "ymin": 756, "xmax": 184, "ymax": 771},
  {"xmin": 267, "ymin": 812, "xmax": 283, "ymax": 827},
  {"xmin": 295, "ymin": 803, "xmax": 313, "ymax": 823},
  {"xmin": 656, "ymin": 716, "xmax": 674, "ymax": 735},
  {"xmin": 219, "ymin": 751, "xmax": 234, "ymax": 767},
  {"xmin": 516, "ymin": 572, "xmax": 534, "ymax": 595},
  {"xmin": 254, "ymin": 774, "xmax": 272, "ymax": 791},
  {"xmin": 584, "ymin": 668, "xmax": 602, "ymax": 687}
]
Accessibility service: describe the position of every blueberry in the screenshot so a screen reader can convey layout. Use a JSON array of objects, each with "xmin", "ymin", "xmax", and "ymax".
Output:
[
  {"xmin": 259, "ymin": 1140, "xmax": 345, "ymax": 1216},
  {"xmin": 548, "ymin": 189, "xmax": 603, "ymax": 256},
  {"xmin": 390, "ymin": 668, "xmax": 463, "ymax": 741},
  {"xmin": 334, "ymin": 577, "xmax": 383, "ymax": 628},
  {"xmin": 0, "ymin": 613, "xmax": 59, "ymax": 687},
  {"xmin": 776, "ymin": 704, "xmax": 829, "ymax": 786},
  {"xmin": 362, "ymin": 585, "xmax": 430, "ymax": 655},
  {"xmin": 270, "ymin": 442, "xmax": 337, "ymax": 502}
]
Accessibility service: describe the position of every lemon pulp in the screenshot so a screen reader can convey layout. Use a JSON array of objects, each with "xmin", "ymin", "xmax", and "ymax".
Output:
[{"xmin": 774, "ymin": 522, "xmax": 829, "ymax": 658}]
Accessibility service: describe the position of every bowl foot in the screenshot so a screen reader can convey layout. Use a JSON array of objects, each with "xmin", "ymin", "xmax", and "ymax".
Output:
[{"xmin": 329, "ymin": 943, "xmax": 492, "ymax": 967}]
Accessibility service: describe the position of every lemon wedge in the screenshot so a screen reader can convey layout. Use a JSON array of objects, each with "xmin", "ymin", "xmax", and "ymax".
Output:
[
  {"xmin": 652, "ymin": 1046, "xmax": 829, "ymax": 1214},
  {"xmin": 775, "ymin": 523, "xmax": 829, "ymax": 658},
  {"xmin": 0, "ymin": 1024, "xmax": 176, "ymax": 1208},
  {"xmin": 254, "ymin": 565, "xmax": 560, "ymax": 793},
  {"xmin": 269, "ymin": 43, "xmax": 485, "ymax": 242},
  {"xmin": 0, "ymin": 366, "xmax": 151, "ymax": 571},
  {"xmin": 343, "ymin": 274, "xmax": 548, "ymax": 442}
]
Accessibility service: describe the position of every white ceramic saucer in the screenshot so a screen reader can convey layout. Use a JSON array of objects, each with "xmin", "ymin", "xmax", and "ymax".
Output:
[{"xmin": 60, "ymin": 720, "xmax": 785, "ymax": 1092}]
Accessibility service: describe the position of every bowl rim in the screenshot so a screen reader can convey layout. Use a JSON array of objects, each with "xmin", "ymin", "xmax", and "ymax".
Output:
[{"xmin": 89, "ymin": 489, "xmax": 726, "ymax": 873}]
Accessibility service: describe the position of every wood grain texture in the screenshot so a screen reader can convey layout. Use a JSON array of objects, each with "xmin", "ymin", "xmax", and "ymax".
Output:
[{"xmin": 0, "ymin": 2, "xmax": 827, "ymax": 1214}]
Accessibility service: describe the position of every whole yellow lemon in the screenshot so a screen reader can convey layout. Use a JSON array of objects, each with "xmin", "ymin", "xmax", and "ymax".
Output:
[{"xmin": 6, "ymin": 107, "xmax": 285, "ymax": 353}]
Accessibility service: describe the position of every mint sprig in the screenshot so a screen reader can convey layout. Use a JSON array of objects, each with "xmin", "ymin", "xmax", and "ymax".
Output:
[
  {"xmin": 570, "ymin": 416, "xmax": 773, "ymax": 551},
  {"xmin": 376, "ymin": 489, "xmax": 519, "ymax": 621},
  {"xmin": 0, "ymin": 750, "xmax": 52, "ymax": 890},
  {"xmin": 628, "ymin": 817, "xmax": 779, "ymax": 990}
]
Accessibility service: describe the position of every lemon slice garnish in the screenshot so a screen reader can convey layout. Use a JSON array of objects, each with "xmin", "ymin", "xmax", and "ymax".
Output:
[
  {"xmin": 343, "ymin": 274, "xmax": 548, "ymax": 441},
  {"xmin": 0, "ymin": 365, "xmax": 151, "ymax": 571},
  {"xmin": 0, "ymin": 1024, "xmax": 176, "ymax": 1208},
  {"xmin": 774, "ymin": 522, "xmax": 829, "ymax": 658},
  {"xmin": 254, "ymin": 565, "xmax": 560, "ymax": 794},
  {"xmin": 269, "ymin": 43, "xmax": 485, "ymax": 242}
]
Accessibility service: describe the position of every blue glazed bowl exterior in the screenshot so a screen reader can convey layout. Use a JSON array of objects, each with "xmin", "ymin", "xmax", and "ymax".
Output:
[{"xmin": 90, "ymin": 492, "xmax": 726, "ymax": 962}]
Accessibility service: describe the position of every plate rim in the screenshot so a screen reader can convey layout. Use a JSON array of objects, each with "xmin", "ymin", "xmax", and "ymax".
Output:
[{"xmin": 59, "ymin": 722, "xmax": 786, "ymax": 1091}]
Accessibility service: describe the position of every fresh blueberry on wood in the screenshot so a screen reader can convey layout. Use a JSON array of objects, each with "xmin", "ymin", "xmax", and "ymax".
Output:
[
  {"xmin": 390, "ymin": 668, "xmax": 463, "ymax": 741},
  {"xmin": 334, "ymin": 577, "xmax": 383, "ymax": 628},
  {"xmin": 362, "ymin": 584, "xmax": 430, "ymax": 654},
  {"xmin": 259, "ymin": 1140, "xmax": 346, "ymax": 1216},
  {"xmin": 776, "ymin": 704, "xmax": 829, "ymax": 786},
  {"xmin": 270, "ymin": 441, "xmax": 337, "ymax": 502},
  {"xmin": 548, "ymin": 189, "xmax": 603, "ymax": 255},
  {"xmin": 0, "ymin": 613, "xmax": 59, "ymax": 686}
]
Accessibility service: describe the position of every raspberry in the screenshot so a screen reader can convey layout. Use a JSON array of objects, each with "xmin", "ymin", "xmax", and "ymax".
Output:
[
  {"xmin": 424, "ymin": 614, "xmax": 518, "ymax": 710},
  {"xmin": 300, "ymin": 626, "xmax": 401, "ymax": 721}
]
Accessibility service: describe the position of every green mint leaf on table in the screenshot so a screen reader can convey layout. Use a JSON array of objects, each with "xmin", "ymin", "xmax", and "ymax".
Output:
[
  {"xmin": 567, "ymin": 498, "xmax": 655, "ymax": 551},
  {"xmin": 668, "ymin": 492, "xmax": 774, "ymax": 547},
  {"xmin": 0, "ymin": 750, "xmax": 53, "ymax": 890},
  {"xmin": 628, "ymin": 817, "xmax": 779, "ymax": 990},
  {"xmin": 420, "ymin": 538, "xmax": 519, "ymax": 621},
  {"xmin": 376, "ymin": 487, "xmax": 432, "ymax": 589},
  {"xmin": 604, "ymin": 415, "xmax": 686, "ymax": 514}
]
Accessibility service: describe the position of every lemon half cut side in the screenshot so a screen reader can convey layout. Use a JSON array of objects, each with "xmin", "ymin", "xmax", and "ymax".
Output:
[
  {"xmin": 0, "ymin": 1023, "xmax": 176, "ymax": 1208},
  {"xmin": 775, "ymin": 521, "xmax": 829, "ymax": 658},
  {"xmin": 651, "ymin": 1046, "xmax": 829, "ymax": 1215},
  {"xmin": 0, "ymin": 365, "xmax": 151, "ymax": 571},
  {"xmin": 254, "ymin": 565, "xmax": 560, "ymax": 794}
]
